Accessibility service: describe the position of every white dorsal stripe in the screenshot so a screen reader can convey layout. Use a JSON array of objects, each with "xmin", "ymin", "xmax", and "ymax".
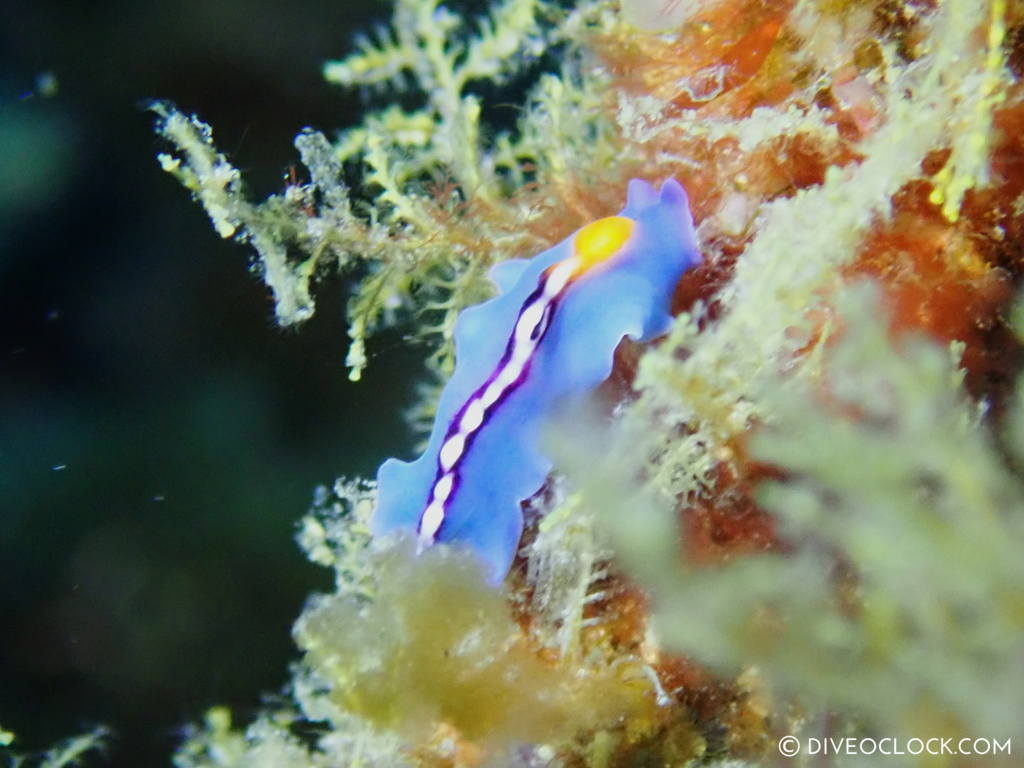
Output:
[
  {"xmin": 497, "ymin": 356, "xmax": 525, "ymax": 389},
  {"xmin": 419, "ymin": 502, "xmax": 445, "ymax": 542},
  {"xmin": 544, "ymin": 259, "xmax": 577, "ymax": 297},
  {"xmin": 439, "ymin": 433, "xmax": 466, "ymax": 470},
  {"xmin": 433, "ymin": 472, "xmax": 454, "ymax": 502},
  {"xmin": 514, "ymin": 300, "xmax": 546, "ymax": 344},
  {"xmin": 512, "ymin": 339, "xmax": 535, "ymax": 367},
  {"xmin": 419, "ymin": 254, "xmax": 581, "ymax": 544},
  {"xmin": 482, "ymin": 380, "xmax": 505, "ymax": 408},
  {"xmin": 460, "ymin": 399, "xmax": 485, "ymax": 433}
]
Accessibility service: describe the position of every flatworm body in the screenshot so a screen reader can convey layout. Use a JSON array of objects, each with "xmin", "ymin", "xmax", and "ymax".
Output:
[{"xmin": 373, "ymin": 179, "xmax": 700, "ymax": 583}]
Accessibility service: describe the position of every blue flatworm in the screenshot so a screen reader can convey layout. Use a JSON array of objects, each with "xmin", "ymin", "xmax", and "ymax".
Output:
[{"xmin": 373, "ymin": 179, "xmax": 701, "ymax": 583}]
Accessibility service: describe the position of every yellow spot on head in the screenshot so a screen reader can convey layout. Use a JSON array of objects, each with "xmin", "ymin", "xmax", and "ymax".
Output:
[{"xmin": 572, "ymin": 216, "xmax": 635, "ymax": 274}]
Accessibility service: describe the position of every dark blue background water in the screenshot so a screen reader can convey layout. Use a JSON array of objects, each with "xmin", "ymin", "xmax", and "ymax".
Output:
[{"xmin": 0, "ymin": 1, "xmax": 426, "ymax": 764}]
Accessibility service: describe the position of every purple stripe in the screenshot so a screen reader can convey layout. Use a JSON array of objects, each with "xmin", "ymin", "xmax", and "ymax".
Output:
[{"xmin": 419, "ymin": 265, "xmax": 570, "ymax": 538}]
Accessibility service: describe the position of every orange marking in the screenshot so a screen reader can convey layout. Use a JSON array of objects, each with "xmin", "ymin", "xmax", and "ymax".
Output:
[{"xmin": 572, "ymin": 216, "xmax": 635, "ymax": 274}]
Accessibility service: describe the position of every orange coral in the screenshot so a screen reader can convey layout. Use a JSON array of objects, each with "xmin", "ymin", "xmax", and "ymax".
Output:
[
  {"xmin": 598, "ymin": 0, "xmax": 795, "ymax": 114},
  {"xmin": 680, "ymin": 462, "xmax": 780, "ymax": 566}
]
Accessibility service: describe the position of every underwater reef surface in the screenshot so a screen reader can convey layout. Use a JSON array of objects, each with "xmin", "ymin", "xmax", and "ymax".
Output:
[{"xmin": 128, "ymin": 0, "xmax": 1024, "ymax": 765}]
